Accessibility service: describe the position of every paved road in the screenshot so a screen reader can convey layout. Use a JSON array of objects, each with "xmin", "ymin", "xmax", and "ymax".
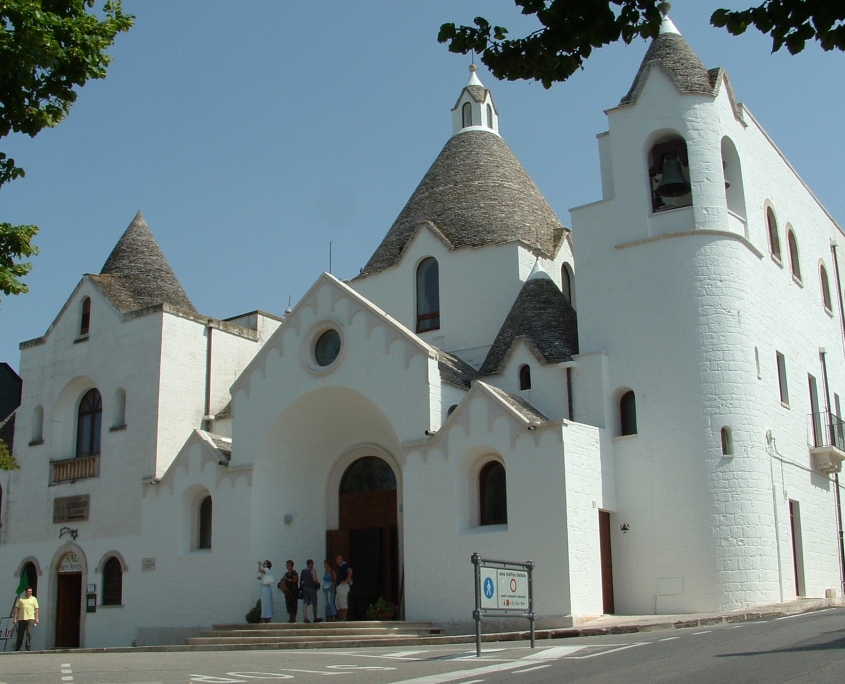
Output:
[{"xmin": 0, "ymin": 608, "xmax": 842, "ymax": 684}]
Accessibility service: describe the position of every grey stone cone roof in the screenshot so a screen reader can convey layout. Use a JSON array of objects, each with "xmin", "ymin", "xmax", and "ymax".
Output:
[
  {"xmin": 479, "ymin": 276, "xmax": 578, "ymax": 375},
  {"xmin": 621, "ymin": 32, "xmax": 716, "ymax": 106},
  {"xmin": 93, "ymin": 212, "xmax": 197, "ymax": 313},
  {"xmin": 357, "ymin": 131, "xmax": 565, "ymax": 278}
]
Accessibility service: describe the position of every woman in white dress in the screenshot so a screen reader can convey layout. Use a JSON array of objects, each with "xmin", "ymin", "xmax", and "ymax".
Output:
[{"xmin": 257, "ymin": 560, "xmax": 275, "ymax": 623}]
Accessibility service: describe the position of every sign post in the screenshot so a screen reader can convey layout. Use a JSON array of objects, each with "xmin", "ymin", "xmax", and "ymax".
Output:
[{"xmin": 471, "ymin": 553, "xmax": 535, "ymax": 657}]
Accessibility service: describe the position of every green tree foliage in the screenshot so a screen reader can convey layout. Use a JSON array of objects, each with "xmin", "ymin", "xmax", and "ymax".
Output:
[
  {"xmin": 0, "ymin": 0, "xmax": 133, "ymax": 302},
  {"xmin": 439, "ymin": 1, "xmax": 845, "ymax": 88},
  {"xmin": 0, "ymin": 438, "xmax": 19, "ymax": 470}
]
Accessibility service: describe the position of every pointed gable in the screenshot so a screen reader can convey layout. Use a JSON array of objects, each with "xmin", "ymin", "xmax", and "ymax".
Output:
[
  {"xmin": 479, "ymin": 273, "xmax": 578, "ymax": 375},
  {"xmin": 91, "ymin": 212, "xmax": 196, "ymax": 313}
]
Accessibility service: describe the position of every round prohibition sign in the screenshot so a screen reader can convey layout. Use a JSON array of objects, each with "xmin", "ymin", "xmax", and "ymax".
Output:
[{"xmin": 510, "ymin": 578, "xmax": 517, "ymax": 592}]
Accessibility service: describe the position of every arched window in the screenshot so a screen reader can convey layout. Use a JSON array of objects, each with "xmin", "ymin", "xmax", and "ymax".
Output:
[
  {"xmin": 486, "ymin": 104, "xmax": 493, "ymax": 129},
  {"xmin": 31, "ymin": 405, "xmax": 44, "ymax": 444},
  {"xmin": 102, "ymin": 557, "xmax": 123, "ymax": 605},
  {"xmin": 820, "ymin": 264, "xmax": 832, "ymax": 312},
  {"xmin": 198, "ymin": 495, "xmax": 212, "ymax": 549},
  {"xmin": 447, "ymin": 404, "xmax": 458, "ymax": 416},
  {"xmin": 416, "ymin": 257, "xmax": 440, "ymax": 333},
  {"xmin": 462, "ymin": 102, "xmax": 472, "ymax": 128},
  {"xmin": 76, "ymin": 388, "xmax": 102, "ymax": 457},
  {"xmin": 767, "ymin": 207, "xmax": 781, "ymax": 261},
  {"xmin": 721, "ymin": 426, "xmax": 734, "ymax": 456},
  {"xmin": 620, "ymin": 391, "xmax": 637, "ymax": 436},
  {"xmin": 787, "ymin": 229, "xmax": 801, "ymax": 280},
  {"xmin": 519, "ymin": 364, "xmax": 531, "ymax": 390},
  {"xmin": 561, "ymin": 264, "xmax": 572, "ymax": 305},
  {"xmin": 340, "ymin": 456, "xmax": 397, "ymax": 494},
  {"xmin": 721, "ymin": 137, "xmax": 746, "ymax": 221},
  {"xmin": 649, "ymin": 137, "xmax": 692, "ymax": 212},
  {"xmin": 80, "ymin": 297, "xmax": 91, "ymax": 336},
  {"xmin": 113, "ymin": 388, "xmax": 126, "ymax": 428},
  {"xmin": 22, "ymin": 561, "xmax": 38, "ymax": 596},
  {"xmin": 479, "ymin": 461, "xmax": 507, "ymax": 526}
]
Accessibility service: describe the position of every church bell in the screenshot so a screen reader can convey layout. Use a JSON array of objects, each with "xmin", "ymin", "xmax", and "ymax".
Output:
[{"xmin": 655, "ymin": 152, "xmax": 691, "ymax": 197}]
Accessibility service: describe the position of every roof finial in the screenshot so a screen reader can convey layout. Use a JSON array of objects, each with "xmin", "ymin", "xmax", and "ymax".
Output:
[
  {"xmin": 467, "ymin": 62, "xmax": 483, "ymax": 87},
  {"xmin": 658, "ymin": 2, "xmax": 680, "ymax": 35}
]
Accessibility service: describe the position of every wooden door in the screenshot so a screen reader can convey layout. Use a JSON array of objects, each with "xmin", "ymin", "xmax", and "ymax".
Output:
[
  {"xmin": 599, "ymin": 511, "xmax": 615, "ymax": 614},
  {"xmin": 55, "ymin": 573, "xmax": 82, "ymax": 648}
]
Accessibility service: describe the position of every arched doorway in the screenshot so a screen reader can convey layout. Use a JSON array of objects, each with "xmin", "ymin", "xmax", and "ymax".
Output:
[
  {"xmin": 55, "ymin": 551, "xmax": 84, "ymax": 647},
  {"xmin": 327, "ymin": 456, "xmax": 399, "ymax": 620}
]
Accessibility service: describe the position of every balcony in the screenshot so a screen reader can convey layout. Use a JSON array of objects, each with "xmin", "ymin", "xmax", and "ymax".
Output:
[
  {"xmin": 808, "ymin": 411, "xmax": 845, "ymax": 474},
  {"xmin": 50, "ymin": 454, "xmax": 100, "ymax": 484}
]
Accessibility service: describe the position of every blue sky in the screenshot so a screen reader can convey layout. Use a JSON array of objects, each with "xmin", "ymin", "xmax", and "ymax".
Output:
[{"xmin": 1, "ymin": 1, "xmax": 843, "ymax": 370}]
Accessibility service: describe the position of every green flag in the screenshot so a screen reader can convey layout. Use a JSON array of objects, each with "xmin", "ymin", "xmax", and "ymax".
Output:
[{"xmin": 14, "ymin": 574, "xmax": 28, "ymax": 596}]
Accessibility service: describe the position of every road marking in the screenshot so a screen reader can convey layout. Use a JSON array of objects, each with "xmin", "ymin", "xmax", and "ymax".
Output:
[
  {"xmin": 692, "ymin": 631, "xmax": 711, "ymax": 635},
  {"xmin": 522, "ymin": 646, "xmax": 586, "ymax": 660},
  {"xmin": 568, "ymin": 643, "xmax": 648, "ymax": 659},
  {"xmin": 380, "ymin": 660, "xmax": 541, "ymax": 684},
  {"xmin": 775, "ymin": 609, "xmax": 833, "ymax": 620},
  {"xmin": 726, "ymin": 625, "xmax": 743, "ymax": 629},
  {"xmin": 384, "ymin": 650, "xmax": 431, "ymax": 658},
  {"xmin": 62, "ymin": 670, "xmax": 73, "ymax": 674},
  {"xmin": 458, "ymin": 681, "xmax": 485, "ymax": 684},
  {"xmin": 513, "ymin": 665, "xmax": 552, "ymax": 674},
  {"xmin": 62, "ymin": 664, "xmax": 71, "ymax": 668},
  {"xmin": 659, "ymin": 637, "xmax": 679, "ymax": 641}
]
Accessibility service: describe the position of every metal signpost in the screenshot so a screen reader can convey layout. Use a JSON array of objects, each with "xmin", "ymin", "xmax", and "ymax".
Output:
[{"xmin": 472, "ymin": 552, "xmax": 535, "ymax": 657}]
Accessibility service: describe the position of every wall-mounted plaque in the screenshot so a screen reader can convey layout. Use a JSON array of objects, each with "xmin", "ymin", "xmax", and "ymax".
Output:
[
  {"xmin": 141, "ymin": 558, "xmax": 156, "ymax": 571},
  {"xmin": 53, "ymin": 495, "xmax": 90, "ymax": 523}
]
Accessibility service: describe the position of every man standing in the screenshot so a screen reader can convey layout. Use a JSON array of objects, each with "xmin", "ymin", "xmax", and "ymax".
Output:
[
  {"xmin": 13, "ymin": 587, "xmax": 39, "ymax": 651},
  {"xmin": 334, "ymin": 555, "xmax": 353, "ymax": 621}
]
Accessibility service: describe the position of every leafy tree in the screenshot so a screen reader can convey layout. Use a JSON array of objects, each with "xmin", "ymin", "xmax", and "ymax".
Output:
[
  {"xmin": 439, "ymin": 1, "xmax": 845, "ymax": 88},
  {"xmin": 0, "ymin": 438, "xmax": 19, "ymax": 470},
  {"xmin": 0, "ymin": 0, "xmax": 133, "ymax": 301}
]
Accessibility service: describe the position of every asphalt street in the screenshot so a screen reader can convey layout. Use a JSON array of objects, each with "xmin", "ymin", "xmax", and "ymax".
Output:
[{"xmin": 0, "ymin": 607, "xmax": 842, "ymax": 684}]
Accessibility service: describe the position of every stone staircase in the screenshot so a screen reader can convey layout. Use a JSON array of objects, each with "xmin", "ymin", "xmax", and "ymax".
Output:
[{"xmin": 186, "ymin": 620, "xmax": 452, "ymax": 650}]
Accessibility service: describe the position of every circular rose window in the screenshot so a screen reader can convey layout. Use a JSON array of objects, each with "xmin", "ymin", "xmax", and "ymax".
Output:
[{"xmin": 314, "ymin": 329, "xmax": 341, "ymax": 367}]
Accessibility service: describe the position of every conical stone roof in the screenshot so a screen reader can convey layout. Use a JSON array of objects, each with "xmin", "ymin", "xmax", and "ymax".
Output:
[
  {"xmin": 620, "ymin": 31, "xmax": 716, "ymax": 106},
  {"xmin": 358, "ymin": 130, "xmax": 565, "ymax": 278},
  {"xmin": 92, "ymin": 212, "xmax": 197, "ymax": 313},
  {"xmin": 479, "ymin": 276, "xmax": 578, "ymax": 375}
]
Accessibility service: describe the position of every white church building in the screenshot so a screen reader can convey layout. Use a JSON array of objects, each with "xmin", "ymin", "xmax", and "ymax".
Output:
[{"xmin": 2, "ymin": 12, "xmax": 844, "ymax": 648}]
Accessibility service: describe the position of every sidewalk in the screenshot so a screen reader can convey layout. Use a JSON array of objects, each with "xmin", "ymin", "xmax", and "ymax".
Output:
[
  {"xmin": 483, "ymin": 596, "xmax": 843, "ymax": 643},
  {"xmin": 1, "ymin": 597, "xmax": 840, "ymax": 654}
]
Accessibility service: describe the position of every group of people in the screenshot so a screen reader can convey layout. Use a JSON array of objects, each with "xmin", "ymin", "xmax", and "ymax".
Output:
[{"xmin": 257, "ymin": 555, "xmax": 352, "ymax": 624}]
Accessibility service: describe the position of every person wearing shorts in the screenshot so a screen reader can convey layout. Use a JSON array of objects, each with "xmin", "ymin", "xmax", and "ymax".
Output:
[
  {"xmin": 334, "ymin": 555, "xmax": 352, "ymax": 621},
  {"xmin": 300, "ymin": 559, "xmax": 322, "ymax": 623}
]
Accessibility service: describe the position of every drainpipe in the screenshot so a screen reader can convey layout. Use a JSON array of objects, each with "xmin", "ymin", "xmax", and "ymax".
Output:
[
  {"xmin": 204, "ymin": 321, "xmax": 213, "ymax": 432},
  {"xmin": 821, "ymin": 348, "xmax": 845, "ymax": 598},
  {"xmin": 824, "ymin": 241, "xmax": 845, "ymax": 597},
  {"xmin": 566, "ymin": 367, "xmax": 574, "ymax": 421}
]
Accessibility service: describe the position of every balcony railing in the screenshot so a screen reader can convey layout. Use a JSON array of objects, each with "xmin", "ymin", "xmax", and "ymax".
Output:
[
  {"xmin": 808, "ymin": 411, "xmax": 845, "ymax": 474},
  {"xmin": 50, "ymin": 454, "xmax": 100, "ymax": 484}
]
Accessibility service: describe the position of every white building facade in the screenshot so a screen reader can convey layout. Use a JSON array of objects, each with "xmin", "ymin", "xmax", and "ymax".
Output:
[{"xmin": 1, "ymin": 13, "xmax": 843, "ymax": 649}]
